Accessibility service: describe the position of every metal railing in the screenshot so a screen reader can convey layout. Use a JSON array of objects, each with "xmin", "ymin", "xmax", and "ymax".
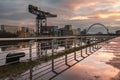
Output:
[{"xmin": 0, "ymin": 35, "xmax": 116, "ymax": 80}]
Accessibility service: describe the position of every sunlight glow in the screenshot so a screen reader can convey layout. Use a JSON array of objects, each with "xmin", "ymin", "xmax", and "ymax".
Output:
[
  {"xmin": 70, "ymin": 16, "xmax": 89, "ymax": 20},
  {"xmin": 98, "ymin": 13, "xmax": 120, "ymax": 18}
]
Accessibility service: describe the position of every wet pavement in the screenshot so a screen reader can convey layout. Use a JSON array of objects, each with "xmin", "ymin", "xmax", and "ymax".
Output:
[
  {"xmin": 53, "ymin": 37, "xmax": 120, "ymax": 80},
  {"xmin": 1, "ymin": 37, "xmax": 120, "ymax": 80}
]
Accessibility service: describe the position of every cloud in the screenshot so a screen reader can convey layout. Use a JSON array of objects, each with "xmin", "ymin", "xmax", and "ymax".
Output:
[
  {"xmin": 0, "ymin": 0, "xmax": 120, "ymax": 29},
  {"xmin": 72, "ymin": 12, "xmax": 120, "ymax": 19},
  {"xmin": 70, "ymin": 16, "xmax": 90, "ymax": 20}
]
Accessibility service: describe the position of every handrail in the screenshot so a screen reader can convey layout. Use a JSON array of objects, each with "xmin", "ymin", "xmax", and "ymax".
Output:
[{"xmin": 0, "ymin": 35, "xmax": 116, "ymax": 41}]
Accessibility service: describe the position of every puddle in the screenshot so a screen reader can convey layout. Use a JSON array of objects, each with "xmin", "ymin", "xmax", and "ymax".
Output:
[
  {"xmin": 53, "ymin": 37, "xmax": 120, "ymax": 80},
  {"xmin": 2, "ymin": 37, "xmax": 120, "ymax": 80}
]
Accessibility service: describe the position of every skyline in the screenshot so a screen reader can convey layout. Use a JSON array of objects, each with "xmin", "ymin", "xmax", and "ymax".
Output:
[{"xmin": 0, "ymin": 0, "xmax": 120, "ymax": 29}]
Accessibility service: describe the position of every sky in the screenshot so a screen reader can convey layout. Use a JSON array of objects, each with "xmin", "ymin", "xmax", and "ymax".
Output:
[{"xmin": 0, "ymin": 0, "xmax": 120, "ymax": 32}]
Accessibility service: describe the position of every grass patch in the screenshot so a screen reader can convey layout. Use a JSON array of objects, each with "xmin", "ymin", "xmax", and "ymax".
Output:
[
  {"xmin": 41, "ymin": 41, "xmax": 101, "ymax": 62},
  {"xmin": 0, "ymin": 61, "xmax": 39, "ymax": 78}
]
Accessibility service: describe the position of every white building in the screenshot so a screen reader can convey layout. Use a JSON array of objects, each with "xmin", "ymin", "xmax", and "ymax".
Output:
[
  {"xmin": 0, "ymin": 25, "xmax": 19, "ymax": 34},
  {"xmin": 72, "ymin": 28, "xmax": 81, "ymax": 35}
]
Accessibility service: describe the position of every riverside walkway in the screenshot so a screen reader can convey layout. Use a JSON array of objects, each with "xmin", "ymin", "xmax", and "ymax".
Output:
[
  {"xmin": 0, "ymin": 35, "xmax": 119, "ymax": 80},
  {"xmin": 53, "ymin": 37, "xmax": 120, "ymax": 80}
]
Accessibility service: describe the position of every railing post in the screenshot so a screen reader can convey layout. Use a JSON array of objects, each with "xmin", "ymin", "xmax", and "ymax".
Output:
[
  {"xmin": 85, "ymin": 37, "xmax": 88, "ymax": 55},
  {"xmin": 96, "ymin": 38, "xmax": 99, "ymax": 49},
  {"xmin": 65, "ymin": 39, "xmax": 70, "ymax": 67},
  {"xmin": 80, "ymin": 37, "xmax": 82, "ymax": 46},
  {"xmin": 29, "ymin": 40, "xmax": 34, "ymax": 80},
  {"xmin": 29, "ymin": 42, "xmax": 32, "ymax": 62},
  {"xmin": 95, "ymin": 37, "xmax": 99, "ymax": 50},
  {"xmin": 80, "ymin": 37, "xmax": 84, "ymax": 58},
  {"xmin": 89, "ymin": 45, "xmax": 92, "ymax": 53},
  {"xmin": 89, "ymin": 37, "xmax": 92, "ymax": 53},
  {"xmin": 74, "ymin": 39, "xmax": 79, "ymax": 62},
  {"xmin": 94, "ymin": 37, "xmax": 96, "ymax": 49},
  {"xmin": 36, "ymin": 42, "xmax": 41, "ymax": 59},
  {"xmin": 92, "ymin": 37, "xmax": 95, "ymax": 52},
  {"xmin": 94, "ymin": 37, "xmax": 97, "ymax": 50},
  {"xmin": 51, "ymin": 39, "xmax": 57, "ymax": 74}
]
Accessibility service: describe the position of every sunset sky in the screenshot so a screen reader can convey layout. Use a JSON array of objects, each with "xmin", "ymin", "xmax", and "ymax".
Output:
[{"xmin": 0, "ymin": 0, "xmax": 120, "ymax": 30}]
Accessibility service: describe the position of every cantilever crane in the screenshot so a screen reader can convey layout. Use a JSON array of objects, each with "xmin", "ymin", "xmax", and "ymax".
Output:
[
  {"xmin": 28, "ymin": 5, "xmax": 57, "ymax": 60},
  {"xmin": 28, "ymin": 4, "xmax": 57, "ymax": 36}
]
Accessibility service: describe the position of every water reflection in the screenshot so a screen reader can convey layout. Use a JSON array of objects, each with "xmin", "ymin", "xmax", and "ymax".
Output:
[
  {"xmin": 53, "ymin": 38, "xmax": 120, "ymax": 80},
  {"xmin": 0, "ymin": 42, "xmax": 32, "ymax": 51},
  {"xmin": 1, "ymin": 37, "xmax": 120, "ymax": 80},
  {"xmin": 106, "ymin": 37, "xmax": 120, "ymax": 80}
]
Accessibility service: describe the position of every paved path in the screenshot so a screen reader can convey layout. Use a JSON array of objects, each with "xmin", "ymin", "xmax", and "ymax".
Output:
[
  {"xmin": 106, "ymin": 37, "xmax": 120, "ymax": 80},
  {"xmin": 53, "ymin": 37, "xmax": 120, "ymax": 80}
]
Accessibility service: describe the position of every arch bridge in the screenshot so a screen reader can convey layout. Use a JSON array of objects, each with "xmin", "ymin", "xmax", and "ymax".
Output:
[{"xmin": 86, "ymin": 23, "xmax": 109, "ymax": 34}]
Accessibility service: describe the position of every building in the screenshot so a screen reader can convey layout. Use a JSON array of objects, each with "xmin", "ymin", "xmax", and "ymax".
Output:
[
  {"xmin": 116, "ymin": 30, "xmax": 120, "ymax": 34},
  {"xmin": 0, "ymin": 25, "xmax": 35, "ymax": 37},
  {"xmin": 64, "ymin": 25, "xmax": 72, "ymax": 30},
  {"xmin": 81, "ymin": 29, "xmax": 87, "ymax": 35},
  {"xmin": 28, "ymin": 28, "xmax": 35, "ymax": 35},
  {"xmin": 18, "ymin": 27, "xmax": 35, "ymax": 37},
  {"xmin": 59, "ymin": 25, "xmax": 73, "ymax": 36},
  {"xmin": 59, "ymin": 28, "xmax": 73, "ymax": 36},
  {"xmin": 53, "ymin": 26, "xmax": 59, "ymax": 36},
  {"xmin": 72, "ymin": 28, "xmax": 81, "ymax": 35},
  {"xmin": 41, "ymin": 26, "xmax": 59, "ymax": 36},
  {"xmin": 0, "ymin": 25, "xmax": 19, "ymax": 34}
]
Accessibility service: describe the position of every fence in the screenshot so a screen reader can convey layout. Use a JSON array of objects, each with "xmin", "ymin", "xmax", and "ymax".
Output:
[{"xmin": 0, "ymin": 36, "xmax": 115, "ymax": 80}]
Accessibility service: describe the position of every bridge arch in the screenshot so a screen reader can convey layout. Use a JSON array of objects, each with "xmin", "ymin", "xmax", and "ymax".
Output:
[{"xmin": 86, "ymin": 23, "xmax": 109, "ymax": 34}]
